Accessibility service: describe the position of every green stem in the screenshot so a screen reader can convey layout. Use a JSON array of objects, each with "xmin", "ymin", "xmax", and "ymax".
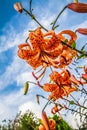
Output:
[
  {"xmin": 62, "ymin": 97, "xmax": 87, "ymax": 110},
  {"xmin": 27, "ymin": 81, "xmax": 42, "ymax": 88},
  {"xmin": 52, "ymin": 5, "xmax": 67, "ymax": 30},
  {"xmin": 29, "ymin": 0, "xmax": 32, "ymax": 13},
  {"xmin": 70, "ymin": 94, "xmax": 80, "ymax": 106},
  {"xmin": 61, "ymin": 41, "xmax": 87, "ymax": 56},
  {"xmin": 38, "ymin": 95, "xmax": 87, "ymax": 116},
  {"xmin": 67, "ymin": 107, "xmax": 86, "ymax": 116},
  {"xmin": 23, "ymin": 8, "xmax": 48, "ymax": 32},
  {"xmin": 77, "ymin": 87, "xmax": 87, "ymax": 95},
  {"xmin": 42, "ymin": 99, "xmax": 51, "ymax": 111}
]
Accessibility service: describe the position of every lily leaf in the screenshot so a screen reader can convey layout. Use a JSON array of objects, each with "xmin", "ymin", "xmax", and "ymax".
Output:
[
  {"xmin": 71, "ymin": 41, "xmax": 76, "ymax": 49},
  {"xmin": 52, "ymin": 25, "xmax": 59, "ymax": 30},
  {"xmin": 81, "ymin": 43, "xmax": 87, "ymax": 51},
  {"xmin": 77, "ymin": 54, "xmax": 85, "ymax": 60}
]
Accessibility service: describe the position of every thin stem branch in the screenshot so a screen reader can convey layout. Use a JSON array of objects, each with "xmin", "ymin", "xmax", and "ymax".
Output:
[
  {"xmin": 38, "ymin": 94, "xmax": 57, "ymax": 106},
  {"xmin": 78, "ymin": 88, "xmax": 87, "ymax": 95},
  {"xmin": 67, "ymin": 108, "xmax": 87, "ymax": 116},
  {"xmin": 62, "ymin": 97, "xmax": 87, "ymax": 110},
  {"xmin": 61, "ymin": 41, "xmax": 87, "ymax": 56},
  {"xmin": 38, "ymin": 95, "xmax": 87, "ymax": 116},
  {"xmin": 27, "ymin": 81, "xmax": 43, "ymax": 88},
  {"xmin": 29, "ymin": 0, "xmax": 32, "ymax": 13},
  {"xmin": 70, "ymin": 94, "xmax": 80, "ymax": 105},
  {"xmin": 52, "ymin": 5, "xmax": 67, "ymax": 30},
  {"xmin": 42, "ymin": 99, "xmax": 51, "ymax": 111},
  {"xmin": 23, "ymin": 8, "xmax": 48, "ymax": 32}
]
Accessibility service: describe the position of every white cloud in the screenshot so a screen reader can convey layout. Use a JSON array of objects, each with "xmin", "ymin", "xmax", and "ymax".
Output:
[
  {"xmin": 0, "ymin": 54, "xmax": 29, "ymax": 90},
  {"xmin": 0, "ymin": 87, "xmax": 37, "ymax": 123},
  {"xmin": 19, "ymin": 101, "xmax": 42, "ymax": 118},
  {"xmin": 16, "ymin": 71, "xmax": 35, "ymax": 87}
]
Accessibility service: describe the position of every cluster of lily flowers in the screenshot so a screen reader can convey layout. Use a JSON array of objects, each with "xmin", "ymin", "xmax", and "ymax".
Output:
[
  {"xmin": 18, "ymin": 27, "xmax": 87, "ymax": 100},
  {"xmin": 14, "ymin": 1, "xmax": 87, "ymax": 130},
  {"xmin": 17, "ymin": 28, "xmax": 87, "ymax": 130}
]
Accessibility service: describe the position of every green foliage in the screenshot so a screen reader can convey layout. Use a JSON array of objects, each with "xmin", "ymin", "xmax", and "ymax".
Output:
[
  {"xmin": 0, "ymin": 111, "xmax": 39, "ymax": 130},
  {"xmin": 18, "ymin": 111, "xmax": 39, "ymax": 130},
  {"xmin": 51, "ymin": 114, "xmax": 73, "ymax": 130}
]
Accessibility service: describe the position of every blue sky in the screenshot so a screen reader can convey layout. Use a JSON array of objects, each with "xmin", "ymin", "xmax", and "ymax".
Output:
[{"xmin": 0, "ymin": 0, "xmax": 87, "ymax": 128}]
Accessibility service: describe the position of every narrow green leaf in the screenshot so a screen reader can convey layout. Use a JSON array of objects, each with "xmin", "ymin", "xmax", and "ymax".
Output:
[
  {"xmin": 71, "ymin": 41, "xmax": 76, "ymax": 49},
  {"xmin": 81, "ymin": 43, "xmax": 87, "ymax": 51},
  {"xmin": 52, "ymin": 25, "xmax": 59, "ymax": 30},
  {"xmin": 77, "ymin": 54, "xmax": 85, "ymax": 60}
]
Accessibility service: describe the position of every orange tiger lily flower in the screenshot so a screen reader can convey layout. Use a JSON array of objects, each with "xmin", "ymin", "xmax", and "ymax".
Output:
[
  {"xmin": 45, "ymin": 30, "xmax": 77, "ymax": 68},
  {"xmin": 48, "ymin": 85, "xmax": 77, "ymax": 100},
  {"xmin": 18, "ymin": 43, "xmax": 42, "ymax": 69},
  {"xmin": 43, "ymin": 70, "xmax": 78, "ymax": 100},
  {"xmin": 63, "ymin": 86, "xmax": 78, "ymax": 95},
  {"xmin": 18, "ymin": 28, "xmax": 77, "ymax": 70},
  {"xmin": 67, "ymin": 3, "xmax": 87, "ymax": 13}
]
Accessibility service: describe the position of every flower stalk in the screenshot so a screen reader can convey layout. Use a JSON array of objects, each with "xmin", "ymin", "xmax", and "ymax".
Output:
[
  {"xmin": 52, "ymin": 5, "xmax": 67, "ymax": 30},
  {"xmin": 23, "ymin": 8, "xmax": 48, "ymax": 31}
]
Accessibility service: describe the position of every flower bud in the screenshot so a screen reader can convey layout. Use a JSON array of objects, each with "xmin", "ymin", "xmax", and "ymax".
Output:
[
  {"xmin": 24, "ymin": 82, "xmax": 29, "ymax": 95},
  {"xmin": 73, "ymin": 0, "xmax": 78, "ymax": 3},
  {"xmin": 41, "ymin": 111, "xmax": 50, "ymax": 130},
  {"xmin": 14, "ymin": 2, "xmax": 23, "ymax": 13},
  {"xmin": 76, "ymin": 28, "xmax": 87, "ymax": 35},
  {"xmin": 67, "ymin": 3, "xmax": 87, "ymax": 13}
]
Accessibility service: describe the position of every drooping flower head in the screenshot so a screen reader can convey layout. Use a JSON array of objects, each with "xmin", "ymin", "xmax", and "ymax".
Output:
[{"xmin": 18, "ymin": 28, "xmax": 77, "ymax": 69}]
